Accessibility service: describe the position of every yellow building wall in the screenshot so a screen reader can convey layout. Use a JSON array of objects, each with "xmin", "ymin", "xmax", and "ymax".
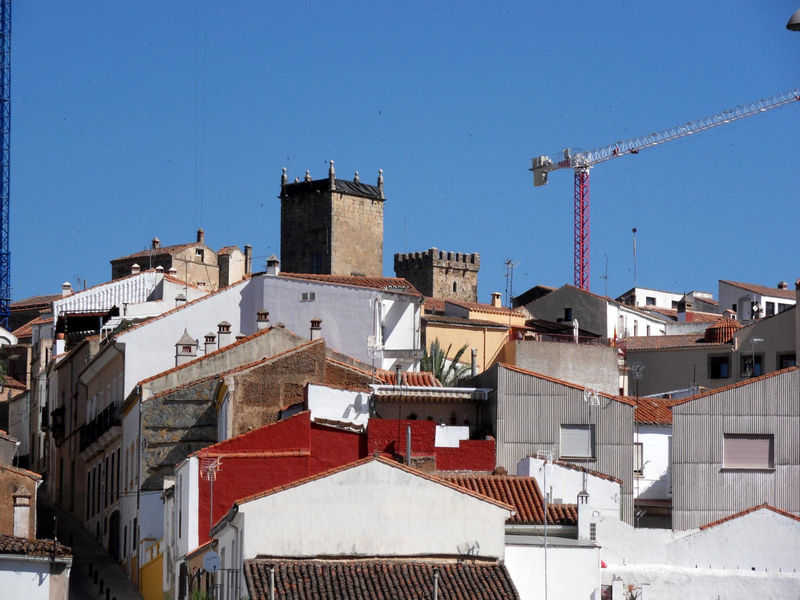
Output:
[
  {"xmin": 424, "ymin": 323, "xmax": 510, "ymax": 373},
  {"xmin": 139, "ymin": 552, "xmax": 163, "ymax": 600}
]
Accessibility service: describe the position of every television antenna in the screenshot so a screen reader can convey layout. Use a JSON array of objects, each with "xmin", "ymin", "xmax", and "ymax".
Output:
[{"xmin": 200, "ymin": 456, "xmax": 222, "ymax": 541}]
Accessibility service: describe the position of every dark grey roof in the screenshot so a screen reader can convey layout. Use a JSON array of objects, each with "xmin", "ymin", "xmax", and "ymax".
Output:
[{"xmin": 282, "ymin": 178, "xmax": 383, "ymax": 200}]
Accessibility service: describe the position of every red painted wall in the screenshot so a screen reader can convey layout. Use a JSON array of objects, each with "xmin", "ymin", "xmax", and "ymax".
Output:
[
  {"xmin": 309, "ymin": 423, "xmax": 366, "ymax": 474},
  {"xmin": 436, "ymin": 438, "xmax": 496, "ymax": 472},
  {"xmin": 366, "ymin": 419, "xmax": 436, "ymax": 457}
]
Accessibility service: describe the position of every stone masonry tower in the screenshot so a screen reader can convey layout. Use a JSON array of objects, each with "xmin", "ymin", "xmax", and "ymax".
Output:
[
  {"xmin": 394, "ymin": 248, "xmax": 480, "ymax": 302},
  {"xmin": 280, "ymin": 161, "xmax": 384, "ymax": 277}
]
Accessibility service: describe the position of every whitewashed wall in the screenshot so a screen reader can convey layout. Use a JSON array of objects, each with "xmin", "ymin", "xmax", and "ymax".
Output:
[
  {"xmin": 0, "ymin": 557, "xmax": 70, "ymax": 600},
  {"xmin": 306, "ymin": 384, "xmax": 370, "ymax": 429},
  {"xmin": 634, "ymin": 425, "xmax": 671, "ymax": 499},
  {"xmin": 505, "ymin": 543, "xmax": 599, "ymax": 600}
]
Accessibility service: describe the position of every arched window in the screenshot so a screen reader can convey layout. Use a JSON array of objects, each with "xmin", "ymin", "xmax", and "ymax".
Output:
[{"xmin": 453, "ymin": 281, "xmax": 458, "ymax": 293}]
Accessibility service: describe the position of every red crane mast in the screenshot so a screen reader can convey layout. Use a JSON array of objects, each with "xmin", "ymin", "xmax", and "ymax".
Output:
[{"xmin": 531, "ymin": 88, "xmax": 800, "ymax": 291}]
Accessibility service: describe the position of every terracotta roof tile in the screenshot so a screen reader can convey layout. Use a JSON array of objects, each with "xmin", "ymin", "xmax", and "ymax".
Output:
[
  {"xmin": 547, "ymin": 458, "xmax": 624, "ymax": 485},
  {"xmin": 621, "ymin": 333, "xmax": 727, "ymax": 351},
  {"xmin": 442, "ymin": 474, "xmax": 577, "ymax": 525},
  {"xmin": 10, "ymin": 294, "xmax": 60, "ymax": 309},
  {"xmin": 446, "ymin": 299, "xmax": 528, "ymax": 318},
  {"xmin": 1, "ymin": 375, "xmax": 26, "ymax": 390},
  {"xmin": 0, "ymin": 463, "xmax": 43, "ymax": 481},
  {"xmin": 0, "ymin": 534, "xmax": 71, "ymax": 557},
  {"xmin": 423, "ymin": 296, "xmax": 446, "ymax": 314},
  {"xmin": 279, "ymin": 273, "xmax": 423, "ymax": 297},
  {"xmin": 499, "ymin": 363, "xmax": 637, "ymax": 407},
  {"xmin": 634, "ymin": 397, "xmax": 673, "ymax": 425},
  {"xmin": 699, "ymin": 503, "xmax": 800, "ymax": 530},
  {"xmin": 244, "ymin": 558, "xmax": 521, "ymax": 600},
  {"xmin": 423, "ymin": 314, "xmax": 510, "ymax": 329},
  {"xmin": 720, "ymin": 280, "xmax": 796, "ymax": 301},
  {"xmin": 638, "ymin": 306, "xmax": 723, "ymax": 323},
  {"xmin": 377, "ymin": 370, "xmax": 441, "ymax": 387},
  {"xmin": 669, "ymin": 366, "xmax": 798, "ymax": 408}
]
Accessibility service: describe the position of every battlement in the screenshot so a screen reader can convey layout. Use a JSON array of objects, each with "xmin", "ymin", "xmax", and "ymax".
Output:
[{"xmin": 394, "ymin": 247, "xmax": 480, "ymax": 272}]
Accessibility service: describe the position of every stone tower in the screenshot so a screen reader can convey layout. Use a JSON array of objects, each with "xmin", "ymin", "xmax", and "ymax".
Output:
[
  {"xmin": 279, "ymin": 161, "xmax": 385, "ymax": 277},
  {"xmin": 394, "ymin": 248, "xmax": 480, "ymax": 302}
]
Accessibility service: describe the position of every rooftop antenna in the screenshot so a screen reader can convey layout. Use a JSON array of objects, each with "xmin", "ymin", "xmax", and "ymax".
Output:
[
  {"xmin": 632, "ymin": 227, "xmax": 638, "ymax": 289},
  {"xmin": 504, "ymin": 259, "xmax": 518, "ymax": 307},
  {"xmin": 599, "ymin": 254, "xmax": 608, "ymax": 297},
  {"xmin": 200, "ymin": 456, "xmax": 222, "ymax": 541}
]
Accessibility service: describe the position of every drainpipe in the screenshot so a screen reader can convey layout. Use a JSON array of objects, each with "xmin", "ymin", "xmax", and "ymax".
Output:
[
  {"xmin": 433, "ymin": 568, "xmax": 439, "ymax": 600},
  {"xmin": 269, "ymin": 565, "xmax": 275, "ymax": 600},
  {"xmin": 406, "ymin": 424, "xmax": 412, "ymax": 466}
]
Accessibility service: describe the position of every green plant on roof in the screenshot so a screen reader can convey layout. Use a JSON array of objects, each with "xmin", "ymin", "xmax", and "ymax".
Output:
[{"xmin": 420, "ymin": 339, "xmax": 471, "ymax": 386}]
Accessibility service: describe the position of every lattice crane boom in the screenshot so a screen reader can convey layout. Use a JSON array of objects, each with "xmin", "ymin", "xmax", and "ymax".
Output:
[
  {"xmin": 0, "ymin": 0, "xmax": 9, "ymax": 328},
  {"xmin": 531, "ymin": 87, "xmax": 800, "ymax": 291}
]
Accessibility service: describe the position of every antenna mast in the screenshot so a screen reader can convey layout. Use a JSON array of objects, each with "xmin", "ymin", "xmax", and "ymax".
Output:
[{"xmin": 0, "ymin": 0, "xmax": 10, "ymax": 328}]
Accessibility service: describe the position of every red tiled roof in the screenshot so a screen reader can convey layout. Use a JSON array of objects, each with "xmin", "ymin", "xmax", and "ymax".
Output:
[
  {"xmin": 499, "ymin": 363, "xmax": 637, "ymax": 407},
  {"xmin": 111, "ymin": 242, "xmax": 200, "ymax": 261},
  {"xmin": 638, "ymin": 306, "xmax": 723, "ymax": 323},
  {"xmin": 12, "ymin": 314, "xmax": 53, "ymax": 339},
  {"xmin": 442, "ymin": 474, "xmax": 577, "ymax": 526},
  {"xmin": 280, "ymin": 273, "xmax": 423, "ymax": 297},
  {"xmin": 2, "ymin": 375, "xmax": 26, "ymax": 390},
  {"xmin": 635, "ymin": 397, "xmax": 673, "ymax": 425},
  {"xmin": 232, "ymin": 456, "xmax": 514, "ymax": 513},
  {"xmin": 669, "ymin": 366, "xmax": 799, "ymax": 408},
  {"xmin": 244, "ymin": 558, "xmax": 520, "ymax": 600},
  {"xmin": 11, "ymin": 294, "xmax": 60, "ymax": 309},
  {"xmin": 217, "ymin": 246, "xmax": 240, "ymax": 254},
  {"xmin": 423, "ymin": 314, "xmax": 510, "ymax": 329},
  {"xmin": 699, "ymin": 503, "xmax": 800, "ymax": 530},
  {"xmin": 621, "ymin": 333, "xmax": 725, "ymax": 351},
  {"xmin": 446, "ymin": 299, "xmax": 528, "ymax": 318},
  {"xmin": 423, "ymin": 296, "xmax": 446, "ymax": 314},
  {"xmin": 0, "ymin": 463, "xmax": 43, "ymax": 481},
  {"xmin": 377, "ymin": 370, "xmax": 441, "ymax": 387},
  {"xmin": 0, "ymin": 534, "xmax": 71, "ymax": 557},
  {"xmin": 720, "ymin": 280, "xmax": 796, "ymax": 301}
]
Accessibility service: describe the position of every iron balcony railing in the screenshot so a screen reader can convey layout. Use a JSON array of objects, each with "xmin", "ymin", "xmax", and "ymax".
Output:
[{"xmin": 79, "ymin": 401, "xmax": 123, "ymax": 451}]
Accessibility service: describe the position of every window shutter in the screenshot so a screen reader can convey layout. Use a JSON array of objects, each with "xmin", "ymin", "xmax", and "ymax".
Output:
[
  {"xmin": 560, "ymin": 425, "xmax": 594, "ymax": 458},
  {"xmin": 724, "ymin": 435, "xmax": 773, "ymax": 469}
]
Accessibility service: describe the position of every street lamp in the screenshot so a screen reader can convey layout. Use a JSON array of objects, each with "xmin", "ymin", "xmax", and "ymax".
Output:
[{"xmin": 788, "ymin": 9, "xmax": 800, "ymax": 31}]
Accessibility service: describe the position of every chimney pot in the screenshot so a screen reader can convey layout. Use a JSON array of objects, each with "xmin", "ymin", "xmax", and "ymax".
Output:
[
  {"xmin": 266, "ymin": 255, "xmax": 280, "ymax": 277},
  {"xmin": 257, "ymin": 310, "xmax": 270, "ymax": 330},
  {"xmin": 197, "ymin": 228, "xmax": 205, "ymax": 244},
  {"xmin": 310, "ymin": 318, "xmax": 322, "ymax": 341},
  {"xmin": 152, "ymin": 237, "xmax": 161, "ymax": 249},
  {"xmin": 131, "ymin": 263, "xmax": 141, "ymax": 275},
  {"xmin": 490, "ymin": 292, "xmax": 502, "ymax": 307},
  {"xmin": 778, "ymin": 281, "xmax": 788, "ymax": 290},
  {"xmin": 61, "ymin": 282, "xmax": 73, "ymax": 297}
]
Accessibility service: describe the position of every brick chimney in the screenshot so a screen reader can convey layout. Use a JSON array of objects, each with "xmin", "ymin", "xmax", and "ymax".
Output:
[
  {"xmin": 61, "ymin": 282, "xmax": 73, "ymax": 297},
  {"xmin": 217, "ymin": 321, "xmax": 232, "ymax": 348},
  {"xmin": 197, "ymin": 228, "xmax": 205, "ymax": 245},
  {"xmin": 310, "ymin": 318, "xmax": 322, "ymax": 341},
  {"xmin": 257, "ymin": 310, "xmax": 270, "ymax": 330}
]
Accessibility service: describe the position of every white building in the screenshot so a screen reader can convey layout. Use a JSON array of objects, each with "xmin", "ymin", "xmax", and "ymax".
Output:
[
  {"xmin": 0, "ymin": 535, "xmax": 71, "ymax": 600},
  {"xmin": 719, "ymin": 279, "xmax": 795, "ymax": 321}
]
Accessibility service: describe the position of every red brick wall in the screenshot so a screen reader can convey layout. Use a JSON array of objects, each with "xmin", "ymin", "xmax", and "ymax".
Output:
[{"xmin": 436, "ymin": 439, "xmax": 496, "ymax": 472}]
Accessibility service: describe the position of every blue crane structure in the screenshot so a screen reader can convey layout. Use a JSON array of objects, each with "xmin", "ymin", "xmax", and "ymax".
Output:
[{"xmin": 0, "ymin": 0, "xmax": 9, "ymax": 328}]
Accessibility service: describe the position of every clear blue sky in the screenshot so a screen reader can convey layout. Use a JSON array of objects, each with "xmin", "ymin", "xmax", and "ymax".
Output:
[{"xmin": 10, "ymin": 2, "xmax": 800, "ymax": 304}]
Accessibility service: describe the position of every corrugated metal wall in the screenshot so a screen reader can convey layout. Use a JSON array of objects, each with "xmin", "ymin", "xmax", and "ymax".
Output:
[
  {"xmin": 492, "ymin": 365, "xmax": 635, "ymax": 523},
  {"xmin": 672, "ymin": 369, "xmax": 800, "ymax": 529}
]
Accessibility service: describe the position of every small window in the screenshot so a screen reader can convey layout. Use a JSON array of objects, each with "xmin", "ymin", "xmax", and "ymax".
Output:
[
  {"xmin": 195, "ymin": 248, "xmax": 204, "ymax": 260},
  {"xmin": 301, "ymin": 292, "xmax": 316, "ymax": 302},
  {"xmin": 645, "ymin": 296, "xmax": 656, "ymax": 306},
  {"xmin": 765, "ymin": 302, "xmax": 775, "ymax": 317},
  {"xmin": 732, "ymin": 303, "xmax": 737, "ymax": 312},
  {"xmin": 634, "ymin": 442, "xmax": 644, "ymax": 476},
  {"xmin": 589, "ymin": 522, "xmax": 597, "ymax": 541},
  {"xmin": 723, "ymin": 434, "xmax": 774, "ymax": 469},
  {"xmin": 633, "ymin": 321, "xmax": 638, "ymax": 336},
  {"xmin": 709, "ymin": 356, "xmax": 730, "ymax": 379},
  {"xmin": 310, "ymin": 254, "xmax": 322, "ymax": 273},
  {"xmin": 564, "ymin": 308, "xmax": 573, "ymax": 322},
  {"xmin": 560, "ymin": 424, "xmax": 595, "ymax": 459},
  {"xmin": 671, "ymin": 300, "xmax": 679, "ymax": 309},
  {"xmin": 181, "ymin": 345, "xmax": 193, "ymax": 353},
  {"xmin": 453, "ymin": 281, "xmax": 457, "ymax": 293},
  {"xmin": 740, "ymin": 354, "xmax": 763, "ymax": 378},
  {"xmin": 778, "ymin": 353, "xmax": 796, "ymax": 369}
]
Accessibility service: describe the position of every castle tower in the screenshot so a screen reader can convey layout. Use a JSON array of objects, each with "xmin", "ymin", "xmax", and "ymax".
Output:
[
  {"xmin": 279, "ymin": 161, "xmax": 385, "ymax": 277},
  {"xmin": 394, "ymin": 248, "xmax": 480, "ymax": 302}
]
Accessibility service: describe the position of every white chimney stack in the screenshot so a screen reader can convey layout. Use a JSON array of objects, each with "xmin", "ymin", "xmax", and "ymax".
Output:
[{"xmin": 257, "ymin": 310, "xmax": 270, "ymax": 331}]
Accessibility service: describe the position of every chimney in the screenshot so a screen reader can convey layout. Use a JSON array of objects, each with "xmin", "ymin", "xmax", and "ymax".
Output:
[
  {"xmin": 778, "ymin": 281, "xmax": 788, "ymax": 290},
  {"xmin": 155, "ymin": 265, "xmax": 164, "ymax": 274},
  {"xmin": 217, "ymin": 321, "xmax": 232, "ymax": 348},
  {"xmin": 152, "ymin": 237, "xmax": 161, "ymax": 250},
  {"xmin": 131, "ymin": 263, "xmax": 141, "ymax": 275},
  {"xmin": 471, "ymin": 348, "xmax": 478, "ymax": 377},
  {"xmin": 328, "ymin": 159, "xmax": 336, "ymax": 190},
  {"xmin": 197, "ymin": 228, "xmax": 205, "ymax": 244},
  {"xmin": 490, "ymin": 292, "xmax": 502, "ymax": 307},
  {"xmin": 55, "ymin": 332, "xmax": 66, "ymax": 356},
  {"xmin": 175, "ymin": 329, "xmax": 198, "ymax": 366},
  {"xmin": 577, "ymin": 488, "xmax": 591, "ymax": 540},
  {"xmin": 244, "ymin": 245, "xmax": 253, "ymax": 275},
  {"xmin": 168, "ymin": 266, "xmax": 178, "ymax": 277},
  {"xmin": 257, "ymin": 310, "xmax": 270, "ymax": 330},
  {"xmin": 204, "ymin": 332, "xmax": 217, "ymax": 354},
  {"xmin": 310, "ymin": 318, "xmax": 322, "ymax": 341},
  {"xmin": 175, "ymin": 293, "xmax": 187, "ymax": 308},
  {"xmin": 61, "ymin": 282, "xmax": 73, "ymax": 297},
  {"xmin": 676, "ymin": 295, "xmax": 693, "ymax": 323},
  {"xmin": 377, "ymin": 169, "xmax": 384, "ymax": 198},
  {"xmin": 266, "ymin": 255, "xmax": 280, "ymax": 277}
]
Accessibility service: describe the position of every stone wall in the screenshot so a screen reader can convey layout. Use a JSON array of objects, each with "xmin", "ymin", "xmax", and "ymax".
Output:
[
  {"xmin": 280, "ymin": 187, "xmax": 333, "ymax": 274},
  {"xmin": 330, "ymin": 193, "xmax": 383, "ymax": 277},
  {"xmin": 394, "ymin": 248, "xmax": 479, "ymax": 301}
]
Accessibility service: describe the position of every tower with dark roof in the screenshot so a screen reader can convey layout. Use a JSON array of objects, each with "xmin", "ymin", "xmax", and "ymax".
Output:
[{"xmin": 279, "ymin": 161, "xmax": 385, "ymax": 277}]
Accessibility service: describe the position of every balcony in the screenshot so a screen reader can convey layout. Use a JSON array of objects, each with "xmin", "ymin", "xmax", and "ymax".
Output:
[{"xmin": 80, "ymin": 401, "xmax": 123, "ymax": 452}]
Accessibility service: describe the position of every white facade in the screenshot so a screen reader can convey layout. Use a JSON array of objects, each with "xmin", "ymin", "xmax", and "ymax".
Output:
[
  {"xmin": 634, "ymin": 424, "xmax": 671, "ymax": 500},
  {"xmin": 306, "ymin": 383, "xmax": 370, "ymax": 430},
  {"xmin": 517, "ymin": 457, "xmax": 622, "ymax": 520},
  {"xmin": 719, "ymin": 280, "xmax": 795, "ymax": 321},
  {"xmin": 617, "ymin": 287, "xmax": 684, "ymax": 310},
  {"xmin": 608, "ymin": 303, "xmax": 668, "ymax": 339},
  {"xmin": 505, "ymin": 540, "xmax": 600, "ymax": 600},
  {"xmin": 213, "ymin": 459, "xmax": 511, "ymax": 600},
  {"xmin": 0, "ymin": 555, "xmax": 71, "ymax": 600},
  {"xmin": 595, "ymin": 506, "xmax": 800, "ymax": 598},
  {"xmin": 166, "ymin": 455, "xmax": 200, "ymax": 598}
]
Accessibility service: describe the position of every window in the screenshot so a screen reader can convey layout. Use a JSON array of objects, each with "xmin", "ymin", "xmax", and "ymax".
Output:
[
  {"xmin": 778, "ymin": 353, "xmax": 796, "ymax": 369},
  {"xmin": 732, "ymin": 303, "xmax": 737, "ymax": 312},
  {"xmin": 301, "ymin": 291, "xmax": 316, "ymax": 302},
  {"xmin": 671, "ymin": 301, "xmax": 679, "ymax": 309},
  {"xmin": 645, "ymin": 296, "xmax": 656, "ymax": 306},
  {"xmin": 646, "ymin": 325, "xmax": 650, "ymax": 336},
  {"xmin": 310, "ymin": 253, "xmax": 322, "ymax": 273},
  {"xmin": 560, "ymin": 425, "xmax": 595, "ymax": 459},
  {"xmin": 779, "ymin": 303, "xmax": 791, "ymax": 313},
  {"xmin": 453, "ymin": 281, "xmax": 458, "ymax": 293},
  {"xmin": 708, "ymin": 356, "xmax": 730, "ymax": 379},
  {"xmin": 634, "ymin": 442, "xmax": 644, "ymax": 476},
  {"xmin": 563, "ymin": 308, "xmax": 573, "ymax": 322},
  {"xmin": 740, "ymin": 354, "xmax": 764, "ymax": 378},
  {"xmin": 195, "ymin": 248, "xmax": 204, "ymax": 260},
  {"xmin": 723, "ymin": 434, "xmax": 774, "ymax": 469},
  {"xmin": 765, "ymin": 301, "xmax": 775, "ymax": 317},
  {"xmin": 633, "ymin": 321, "xmax": 638, "ymax": 336}
]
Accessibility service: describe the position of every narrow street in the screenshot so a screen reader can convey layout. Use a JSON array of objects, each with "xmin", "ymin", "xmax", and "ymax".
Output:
[{"xmin": 38, "ymin": 493, "xmax": 143, "ymax": 600}]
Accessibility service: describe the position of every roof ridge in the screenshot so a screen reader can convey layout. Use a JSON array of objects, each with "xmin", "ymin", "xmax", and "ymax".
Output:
[
  {"xmin": 699, "ymin": 503, "xmax": 800, "ymax": 530},
  {"xmin": 669, "ymin": 366, "xmax": 799, "ymax": 407}
]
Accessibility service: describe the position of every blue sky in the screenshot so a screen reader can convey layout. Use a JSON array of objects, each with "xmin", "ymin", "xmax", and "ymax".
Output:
[{"xmin": 10, "ymin": 2, "xmax": 800, "ymax": 304}]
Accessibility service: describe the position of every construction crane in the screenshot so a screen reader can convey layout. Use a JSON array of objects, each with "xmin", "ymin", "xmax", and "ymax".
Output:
[
  {"xmin": 0, "ymin": 0, "xmax": 9, "ymax": 328},
  {"xmin": 530, "ymin": 87, "xmax": 800, "ymax": 291}
]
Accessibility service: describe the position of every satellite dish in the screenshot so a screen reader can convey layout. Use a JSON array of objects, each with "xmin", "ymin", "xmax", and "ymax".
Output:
[{"xmin": 203, "ymin": 550, "xmax": 221, "ymax": 573}]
